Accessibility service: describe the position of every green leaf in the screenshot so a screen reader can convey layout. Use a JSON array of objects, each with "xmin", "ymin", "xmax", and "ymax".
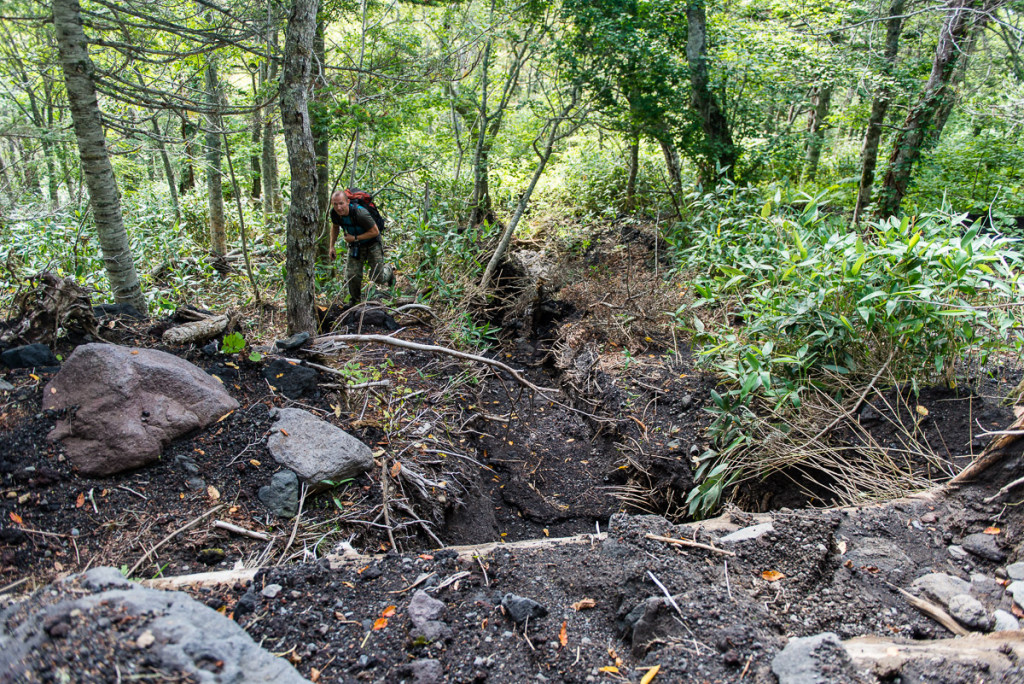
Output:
[
  {"xmin": 221, "ymin": 332, "xmax": 246, "ymax": 354},
  {"xmin": 850, "ymin": 254, "xmax": 867, "ymax": 276},
  {"xmin": 248, "ymin": 351, "xmax": 263, "ymax": 363}
]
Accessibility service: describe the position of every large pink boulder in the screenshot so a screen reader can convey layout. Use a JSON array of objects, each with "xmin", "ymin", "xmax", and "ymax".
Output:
[{"xmin": 43, "ymin": 344, "xmax": 238, "ymax": 476}]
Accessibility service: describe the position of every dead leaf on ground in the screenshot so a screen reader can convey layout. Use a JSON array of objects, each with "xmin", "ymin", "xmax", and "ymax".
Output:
[
  {"xmin": 761, "ymin": 570, "xmax": 785, "ymax": 582},
  {"xmin": 207, "ymin": 485, "xmax": 220, "ymax": 500},
  {"xmin": 572, "ymin": 598, "xmax": 597, "ymax": 611},
  {"xmin": 382, "ymin": 605, "xmax": 396, "ymax": 618},
  {"xmin": 1012, "ymin": 602, "xmax": 1024, "ymax": 619},
  {"xmin": 640, "ymin": 665, "xmax": 661, "ymax": 684},
  {"xmin": 390, "ymin": 462, "xmax": 402, "ymax": 478},
  {"xmin": 559, "ymin": 621, "xmax": 567, "ymax": 647},
  {"xmin": 310, "ymin": 667, "xmax": 321, "ymax": 683},
  {"xmin": 984, "ymin": 526, "xmax": 1001, "ymax": 535},
  {"xmin": 372, "ymin": 617, "xmax": 388, "ymax": 630},
  {"xmin": 136, "ymin": 630, "xmax": 155, "ymax": 648},
  {"xmin": 598, "ymin": 666, "xmax": 619, "ymax": 674},
  {"xmin": 75, "ymin": 492, "xmax": 85, "ymax": 508},
  {"xmin": 9, "ymin": 512, "xmax": 22, "ymax": 525},
  {"xmin": 837, "ymin": 540, "xmax": 847, "ymax": 554}
]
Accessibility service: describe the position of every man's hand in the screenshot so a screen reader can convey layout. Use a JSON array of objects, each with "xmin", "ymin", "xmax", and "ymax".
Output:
[
  {"xmin": 343, "ymin": 233, "xmax": 356, "ymax": 244},
  {"xmin": 328, "ymin": 246, "xmax": 336, "ymax": 260}
]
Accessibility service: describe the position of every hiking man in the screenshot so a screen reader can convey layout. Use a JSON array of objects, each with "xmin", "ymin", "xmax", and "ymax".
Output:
[{"xmin": 328, "ymin": 189, "xmax": 394, "ymax": 303}]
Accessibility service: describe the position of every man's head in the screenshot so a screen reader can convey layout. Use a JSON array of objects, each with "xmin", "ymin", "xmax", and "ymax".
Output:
[{"xmin": 331, "ymin": 190, "xmax": 350, "ymax": 216}]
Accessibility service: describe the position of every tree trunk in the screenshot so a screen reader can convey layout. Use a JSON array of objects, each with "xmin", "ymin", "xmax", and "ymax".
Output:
[
  {"xmin": 312, "ymin": 19, "xmax": 330, "ymax": 251},
  {"xmin": 804, "ymin": 84, "xmax": 833, "ymax": 182},
  {"xmin": 262, "ymin": 29, "xmax": 283, "ymax": 217},
  {"xmin": 53, "ymin": 0, "xmax": 146, "ymax": 313},
  {"xmin": 853, "ymin": 0, "xmax": 906, "ymax": 224},
  {"xmin": 875, "ymin": 0, "xmax": 978, "ymax": 218},
  {"xmin": 151, "ymin": 114, "xmax": 181, "ymax": 224},
  {"xmin": 180, "ymin": 117, "xmax": 197, "ymax": 192},
  {"xmin": 660, "ymin": 139, "xmax": 683, "ymax": 199},
  {"xmin": 280, "ymin": 0, "xmax": 320, "ymax": 335},
  {"xmin": 205, "ymin": 61, "xmax": 227, "ymax": 255},
  {"xmin": 250, "ymin": 107, "xmax": 262, "ymax": 199},
  {"xmin": 625, "ymin": 133, "xmax": 639, "ymax": 212},
  {"xmin": 469, "ymin": 38, "xmax": 494, "ymax": 227},
  {"xmin": 686, "ymin": 0, "xmax": 738, "ymax": 180}
]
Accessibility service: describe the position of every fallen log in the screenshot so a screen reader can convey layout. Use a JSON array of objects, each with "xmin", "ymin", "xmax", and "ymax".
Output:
[{"xmin": 162, "ymin": 315, "xmax": 228, "ymax": 346}]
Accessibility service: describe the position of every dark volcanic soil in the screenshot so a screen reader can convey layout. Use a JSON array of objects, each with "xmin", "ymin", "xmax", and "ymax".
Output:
[{"xmin": 3, "ymin": 222, "xmax": 1024, "ymax": 682}]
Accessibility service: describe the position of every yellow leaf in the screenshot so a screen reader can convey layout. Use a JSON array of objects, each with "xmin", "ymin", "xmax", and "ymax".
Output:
[
  {"xmin": 572, "ymin": 598, "xmax": 597, "ymax": 611},
  {"xmin": 207, "ymin": 485, "xmax": 220, "ymax": 500},
  {"xmin": 333, "ymin": 403, "xmax": 342, "ymax": 418},
  {"xmin": 250, "ymin": 459, "xmax": 261, "ymax": 467},
  {"xmin": 310, "ymin": 667, "xmax": 321, "ymax": 683},
  {"xmin": 598, "ymin": 666, "xmax": 619, "ymax": 674},
  {"xmin": 559, "ymin": 621, "xmax": 568, "ymax": 647},
  {"xmin": 9, "ymin": 512, "xmax": 22, "ymax": 525},
  {"xmin": 342, "ymin": 582, "xmax": 354, "ymax": 588},
  {"xmin": 984, "ymin": 526, "xmax": 1001, "ymax": 535},
  {"xmin": 390, "ymin": 462, "xmax": 402, "ymax": 478},
  {"xmin": 76, "ymin": 492, "xmax": 85, "ymax": 508},
  {"xmin": 915, "ymin": 405, "xmax": 929, "ymax": 416},
  {"xmin": 543, "ymin": 528, "xmax": 549, "ymax": 537},
  {"xmin": 372, "ymin": 617, "xmax": 388, "ymax": 630},
  {"xmin": 225, "ymin": 362, "xmax": 238, "ymax": 369},
  {"xmin": 216, "ymin": 411, "xmax": 234, "ymax": 423},
  {"xmin": 280, "ymin": 429, "xmax": 289, "ymax": 437},
  {"xmin": 130, "ymin": 350, "xmax": 140, "ymax": 355},
  {"xmin": 761, "ymin": 570, "xmax": 786, "ymax": 582},
  {"xmin": 640, "ymin": 665, "xmax": 661, "ymax": 684},
  {"xmin": 29, "ymin": 374, "xmax": 39, "ymax": 381},
  {"xmin": 382, "ymin": 605, "xmax": 397, "ymax": 618}
]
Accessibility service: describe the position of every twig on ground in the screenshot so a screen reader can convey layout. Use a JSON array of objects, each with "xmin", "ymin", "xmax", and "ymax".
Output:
[
  {"xmin": 647, "ymin": 570, "xmax": 686, "ymax": 620},
  {"xmin": 277, "ymin": 484, "xmax": 308, "ymax": 565},
  {"xmin": 117, "ymin": 485, "xmax": 148, "ymax": 501},
  {"xmin": 128, "ymin": 504, "xmax": 224, "ymax": 577},
  {"xmin": 984, "ymin": 474, "xmax": 1024, "ymax": 503},
  {"xmin": 889, "ymin": 583, "xmax": 969, "ymax": 636},
  {"xmin": 476, "ymin": 555, "xmax": 490, "ymax": 586},
  {"xmin": 387, "ymin": 572, "xmax": 437, "ymax": 595},
  {"xmin": 381, "ymin": 459, "xmax": 398, "ymax": 552},
  {"xmin": 806, "ymin": 350, "xmax": 894, "ymax": 447},
  {"xmin": 213, "ymin": 520, "xmax": 271, "ymax": 541},
  {"xmin": 646, "ymin": 533, "xmax": 736, "ymax": 557},
  {"xmin": 0, "ymin": 577, "xmax": 31, "ymax": 595}
]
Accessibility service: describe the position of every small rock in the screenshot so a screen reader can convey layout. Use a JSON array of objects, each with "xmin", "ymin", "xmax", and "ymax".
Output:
[
  {"xmin": 262, "ymin": 359, "xmax": 318, "ymax": 399},
  {"xmin": 266, "ymin": 408, "xmax": 373, "ymax": 484},
  {"xmin": 970, "ymin": 573, "xmax": 1003, "ymax": 599},
  {"xmin": 993, "ymin": 609, "xmax": 1020, "ymax": 632},
  {"xmin": 411, "ymin": 621, "xmax": 452, "ymax": 643},
  {"xmin": 680, "ymin": 395, "xmax": 693, "ymax": 410},
  {"xmin": 947, "ymin": 594, "xmax": 993, "ymax": 631},
  {"xmin": 201, "ymin": 341, "xmax": 219, "ymax": 356},
  {"xmin": 771, "ymin": 632, "xmax": 860, "ymax": 684},
  {"xmin": 275, "ymin": 332, "xmax": 311, "ymax": 351},
  {"xmin": 719, "ymin": 522, "xmax": 774, "ymax": 544},
  {"xmin": 911, "ymin": 573, "xmax": 972, "ymax": 607},
  {"xmin": 1006, "ymin": 562, "xmax": 1024, "ymax": 582},
  {"xmin": 0, "ymin": 378, "xmax": 14, "ymax": 392},
  {"xmin": 408, "ymin": 590, "xmax": 446, "ymax": 628},
  {"xmin": 261, "ymin": 584, "xmax": 283, "ymax": 599},
  {"xmin": 2, "ymin": 343, "xmax": 59, "ymax": 369},
  {"xmin": 961, "ymin": 533, "xmax": 1006, "ymax": 563},
  {"xmin": 1006, "ymin": 581, "xmax": 1024, "ymax": 608},
  {"xmin": 258, "ymin": 470, "xmax": 299, "ymax": 518},
  {"xmin": 501, "ymin": 594, "xmax": 547, "ymax": 624},
  {"xmin": 859, "ymin": 405, "xmax": 879, "ymax": 423},
  {"xmin": 395, "ymin": 658, "xmax": 444, "ymax": 684},
  {"xmin": 197, "ymin": 548, "xmax": 225, "ymax": 565},
  {"xmin": 947, "ymin": 545, "xmax": 968, "ymax": 560},
  {"xmin": 920, "ymin": 511, "xmax": 938, "ymax": 524}
]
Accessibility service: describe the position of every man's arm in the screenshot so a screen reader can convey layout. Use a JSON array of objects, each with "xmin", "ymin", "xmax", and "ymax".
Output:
[
  {"xmin": 346, "ymin": 206, "xmax": 380, "ymax": 243},
  {"xmin": 328, "ymin": 222, "xmax": 339, "ymax": 260}
]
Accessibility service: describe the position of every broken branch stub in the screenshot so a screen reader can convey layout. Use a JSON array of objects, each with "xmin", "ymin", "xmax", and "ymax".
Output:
[{"xmin": 162, "ymin": 315, "xmax": 229, "ymax": 346}]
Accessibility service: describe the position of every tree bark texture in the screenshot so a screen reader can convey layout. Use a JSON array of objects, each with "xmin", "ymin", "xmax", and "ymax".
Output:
[
  {"xmin": 875, "ymin": 0, "xmax": 977, "ymax": 218},
  {"xmin": 626, "ymin": 134, "xmax": 639, "ymax": 211},
  {"xmin": 686, "ymin": 0, "xmax": 738, "ymax": 180},
  {"xmin": 180, "ymin": 117, "xmax": 197, "ymax": 192},
  {"xmin": 853, "ymin": 0, "xmax": 906, "ymax": 224},
  {"xmin": 250, "ymin": 106, "xmax": 262, "ymax": 199},
  {"xmin": 803, "ymin": 85, "xmax": 833, "ymax": 182},
  {"xmin": 53, "ymin": 0, "xmax": 146, "ymax": 313},
  {"xmin": 151, "ymin": 114, "xmax": 181, "ymax": 224},
  {"xmin": 313, "ymin": 20, "xmax": 330, "ymax": 248},
  {"xmin": 262, "ymin": 29, "xmax": 283, "ymax": 216},
  {"xmin": 280, "ymin": 0, "xmax": 320, "ymax": 335},
  {"xmin": 205, "ymin": 62, "xmax": 227, "ymax": 255}
]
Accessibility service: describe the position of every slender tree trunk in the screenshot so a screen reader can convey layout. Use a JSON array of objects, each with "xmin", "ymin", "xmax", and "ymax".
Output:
[
  {"xmin": 250, "ymin": 107, "xmax": 262, "ymax": 199},
  {"xmin": 853, "ymin": 0, "xmax": 906, "ymax": 224},
  {"xmin": 280, "ymin": 0, "xmax": 320, "ymax": 334},
  {"xmin": 686, "ymin": 0, "xmax": 737, "ymax": 180},
  {"xmin": 180, "ymin": 117, "xmax": 197, "ymax": 192},
  {"xmin": 875, "ymin": 0, "xmax": 978, "ymax": 218},
  {"xmin": 21, "ymin": 140, "xmax": 41, "ymax": 197},
  {"xmin": 53, "ymin": 0, "xmax": 146, "ymax": 313},
  {"xmin": 659, "ymin": 139, "xmax": 683, "ymax": 199},
  {"xmin": 205, "ymin": 62, "xmax": 227, "ymax": 255},
  {"xmin": 626, "ymin": 133, "xmax": 639, "ymax": 212},
  {"xmin": 803, "ymin": 85, "xmax": 833, "ymax": 182},
  {"xmin": 262, "ymin": 29, "xmax": 283, "ymax": 217},
  {"xmin": 312, "ymin": 19, "xmax": 330, "ymax": 251},
  {"xmin": 150, "ymin": 113, "xmax": 181, "ymax": 224},
  {"xmin": 469, "ymin": 37, "xmax": 494, "ymax": 226}
]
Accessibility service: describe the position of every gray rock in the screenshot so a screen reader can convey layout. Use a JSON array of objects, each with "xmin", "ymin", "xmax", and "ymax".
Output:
[
  {"xmin": 1006, "ymin": 562, "xmax": 1024, "ymax": 582},
  {"xmin": 680, "ymin": 394, "xmax": 693, "ymax": 410},
  {"xmin": 267, "ymin": 408, "xmax": 373, "ymax": 484},
  {"xmin": 275, "ymin": 332, "xmax": 311, "ymax": 351},
  {"xmin": 719, "ymin": 522, "xmax": 774, "ymax": 544},
  {"xmin": 948, "ymin": 545, "xmax": 968, "ymax": 560},
  {"xmin": 411, "ymin": 620, "xmax": 452, "ymax": 643},
  {"xmin": 1007, "ymin": 581, "xmax": 1024, "ymax": 608},
  {"xmin": 262, "ymin": 359, "xmax": 317, "ymax": 399},
  {"xmin": 261, "ymin": 584, "xmax": 283, "ymax": 599},
  {"xmin": 43, "ymin": 344, "xmax": 238, "ymax": 476},
  {"xmin": 0, "ymin": 567, "xmax": 305, "ymax": 683},
  {"xmin": 993, "ymin": 610, "xmax": 1020, "ymax": 632},
  {"xmin": 845, "ymin": 537, "xmax": 913, "ymax": 578},
  {"xmin": 947, "ymin": 594, "xmax": 993, "ymax": 631},
  {"xmin": 771, "ymin": 632, "xmax": 861, "ymax": 684},
  {"xmin": 501, "ymin": 594, "xmax": 548, "ymax": 624},
  {"xmin": 258, "ymin": 470, "xmax": 299, "ymax": 518},
  {"xmin": 395, "ymin": 658, "xmax": 444, "ymax": 684},
  {"xmin": 0, "ymin": 378, "xmax": 14, "ymax": 392},
  {"xmin": 970, "ymin": 573, "xmax": 1004, "ymax": 599},
  {"xmin": 408, "ymin": 590, "xmax": 446, "ymax": 628},
  {"xmin": 911, "ymin": 573, "xmax": 972, "ymax": 607},
  {"xmin": 961, "ymin": 533, "xmax": 1007, "ymax": 563}
]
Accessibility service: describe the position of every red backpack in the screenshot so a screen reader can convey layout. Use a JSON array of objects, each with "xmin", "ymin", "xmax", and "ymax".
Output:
[{"xmin": 344, "ymin": 188, "xmax": 386, "ymax": 234}]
